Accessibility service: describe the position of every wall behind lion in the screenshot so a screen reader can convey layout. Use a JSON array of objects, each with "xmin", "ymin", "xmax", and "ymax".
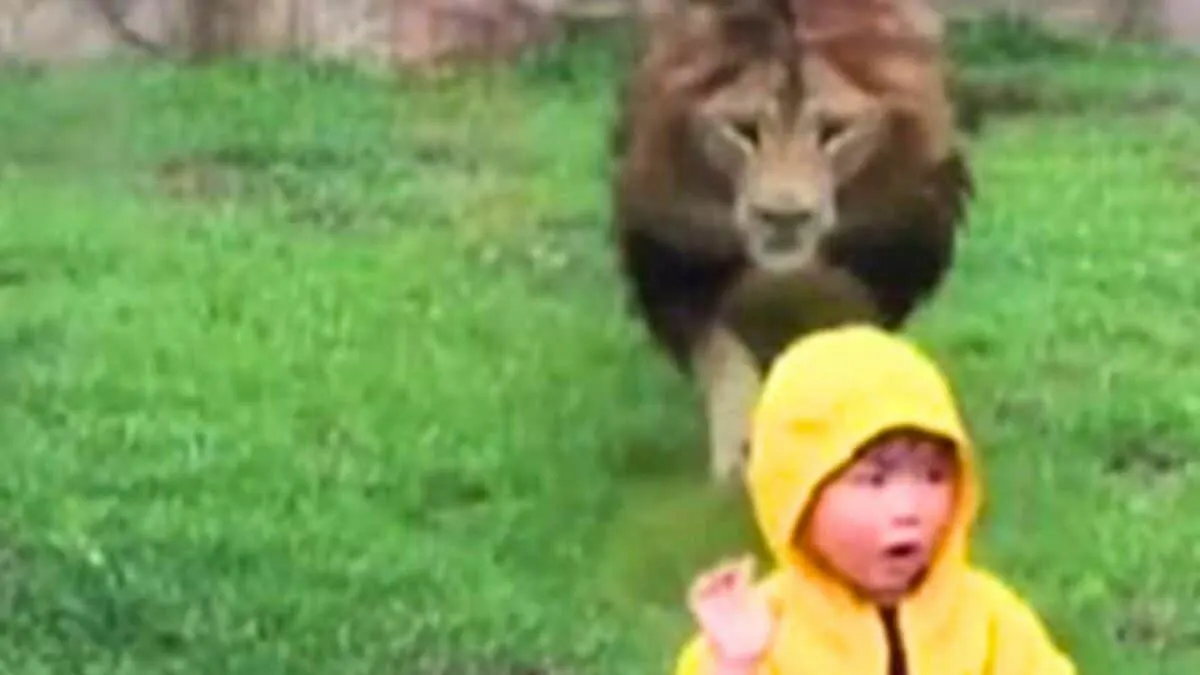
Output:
[
  {"xmin": 1160, "ymin": 0, "xmax": 1200, "ymax": 48},
  {"xmin": 0, "ymin": 0, "xmax": 1194, "ymax": 63}
]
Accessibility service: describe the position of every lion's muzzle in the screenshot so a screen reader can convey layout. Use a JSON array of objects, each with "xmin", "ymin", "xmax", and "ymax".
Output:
[{"xmin": 751, "ymin": 204, "xmax": 817, "ymax": 251}]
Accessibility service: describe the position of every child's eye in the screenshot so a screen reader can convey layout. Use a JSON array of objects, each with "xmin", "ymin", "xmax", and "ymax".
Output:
[{"xmin": 855, "ymin": 472, "xmax": 886, "ymax": 488}]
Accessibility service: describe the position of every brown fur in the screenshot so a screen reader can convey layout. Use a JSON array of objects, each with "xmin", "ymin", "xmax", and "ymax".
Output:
[{"xmin": 608, "ymin": 0, "xmax": 975, "ymax": 483}]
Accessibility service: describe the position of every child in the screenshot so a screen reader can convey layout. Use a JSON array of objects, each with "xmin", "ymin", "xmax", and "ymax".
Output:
[{"xmin": 674, "ymin": 324, "xmax": 1077, "ymax": 675}]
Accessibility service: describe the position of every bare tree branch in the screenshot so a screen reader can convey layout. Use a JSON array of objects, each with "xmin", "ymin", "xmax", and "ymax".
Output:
[{"xmin": 87, "ymin": 0, "xmax": 172, "ymax": 56}]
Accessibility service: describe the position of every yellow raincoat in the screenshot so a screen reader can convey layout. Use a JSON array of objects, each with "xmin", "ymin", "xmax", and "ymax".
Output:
[{"xmin": 674, "ymin": 325, "xmax": 1076, "ymax": 675}]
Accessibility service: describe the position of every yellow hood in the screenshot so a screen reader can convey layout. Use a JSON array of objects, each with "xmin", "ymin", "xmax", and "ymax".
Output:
[
  {"xmin": 746, "ymin": 323, "xmax": 979, "ymax": 583},
  {"xmin": 745, "ymin": 324, "xmax": 981, "ymax": 652},
  {"xmin": 672, "ymin": 325, "xmax": 1078, "ymax": 675}
]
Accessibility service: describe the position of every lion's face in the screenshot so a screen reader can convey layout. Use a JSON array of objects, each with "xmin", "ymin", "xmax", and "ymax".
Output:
[{"xmin": 689, "ymin": 57, "xmax": 887, "ymax": 272}]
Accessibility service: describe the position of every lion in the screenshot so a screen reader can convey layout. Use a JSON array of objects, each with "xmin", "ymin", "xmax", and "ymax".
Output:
[{"xmin": 607, "ymin": 0, "xmax": 976, "ymax": 484}]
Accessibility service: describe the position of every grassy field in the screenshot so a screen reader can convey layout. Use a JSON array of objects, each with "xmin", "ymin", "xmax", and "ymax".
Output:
[{"xmin": 1, "ymin": 20, "xmax": 1199, "ymax": 675}]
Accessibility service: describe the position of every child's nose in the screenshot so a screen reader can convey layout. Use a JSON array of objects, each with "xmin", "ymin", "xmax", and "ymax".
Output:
[{"xmin": 885, "ymin": 483, "xmax": 922, "ymax": 525}]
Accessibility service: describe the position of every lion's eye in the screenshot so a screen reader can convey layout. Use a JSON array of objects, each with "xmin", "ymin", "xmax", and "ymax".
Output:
[
  {"xmin": 819, "ymin": 119, "xmax": 848, "ymax": 146},
  {"xmin": 732, "ymin": 120, "xmax": 760, "ymax": 146}
]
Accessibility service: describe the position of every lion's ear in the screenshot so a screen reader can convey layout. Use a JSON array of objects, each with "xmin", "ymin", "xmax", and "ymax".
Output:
[
  {"xmin": 635, "ymin": 0, "xmax": 701, "ymax": 32},
  {"xmin": 890, "ymin": 0, "xmax": 945, "ymax": 40},
  {"xmin": 793, "ymin": 0, "xmax": 945, "ymax": 43}
]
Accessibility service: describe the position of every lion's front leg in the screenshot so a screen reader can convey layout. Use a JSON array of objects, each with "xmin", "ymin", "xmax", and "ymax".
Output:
[{"xmin": 690, "ymin": 322, "xmax": 763, "ymax": 485}]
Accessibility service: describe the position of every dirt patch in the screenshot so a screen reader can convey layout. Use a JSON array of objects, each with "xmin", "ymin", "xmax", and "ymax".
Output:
[
  {"xmin": 181, "ymin": 144, "xmax": 361, "ymax": 173},
  {"xmin": 465, "ymin": 212, "xmax": 611, "ymax": 297},
  {"xmin": 398, "ymin": 467, "xmax": 495, "ymax": 527},
  {"xmin": 1102, "ymin": 434, "xmax": 1191, "ymax": 486},
  {"xmin": 0, "ymin": 257, "xmax": 32, "ymax": 288},
  {"xmin": 152, "ymin": 144, "xmax": 365, "ymax": 202},
  {"xmin": 604, "ymin": 436, "xmax": 694, "ymax": 480},
  {"xmin": 955, "ymin": 78, "xmax": 1186, "ymax": 132},
  {"xmin": 1115, "ymin": 595, "xmax": 1200, "ymax": 651},
  {"xmin": 0, "ymin": 535, "xmax": 172, "ymax": 654},
  {"xmin": 1169, "ymin": 157, "xmax": 1200, "ymax": 185},
  {"xmin": 417, "ymin": 468, "xmax": 493, "ymax": 510},
  {"xmin": 392, "ymin": 656, "xmax": 565, "ymax": 675},
  {"xmin": 988, "ymin": 393, "xmax": 1055, "ymax": 433},
  {"xmin": 154, "ymin": 157, "xmax": 250, "ymax": 202},
  {"xmin": 593, "ymin": 474, "xmax": 766, "ymax": 611},
  {"xmin": 0, "ymin": 320, "xmax": 61, "ymax": 391},
  {"xmin": 149, "ymin": 137, "xmax": 501, "ymax": 235},
  {"xmin": 150, "ymin": 148, "xmax": 367, "ymax": 233}
]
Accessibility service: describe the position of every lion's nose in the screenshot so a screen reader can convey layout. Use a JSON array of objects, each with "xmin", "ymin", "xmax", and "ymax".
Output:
[{"xmin": 753, "ymin": 206, "xmax": 816, "ymax": 233}]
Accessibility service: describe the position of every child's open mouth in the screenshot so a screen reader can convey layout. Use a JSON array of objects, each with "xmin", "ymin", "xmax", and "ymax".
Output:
[{"xmin": 883, "ymin": 542, "xmax": 921, "ymax": 559}]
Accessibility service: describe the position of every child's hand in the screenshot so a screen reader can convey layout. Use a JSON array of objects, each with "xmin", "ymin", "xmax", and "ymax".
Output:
[{"xmin": 687, "ymin": 555, "xmax": 775, "ymax": 672}]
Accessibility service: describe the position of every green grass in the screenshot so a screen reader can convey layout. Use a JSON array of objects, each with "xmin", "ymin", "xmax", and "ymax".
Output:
[{"xmin": 1, "ymin": 23, "xmax": 1200, "ymax": 674}]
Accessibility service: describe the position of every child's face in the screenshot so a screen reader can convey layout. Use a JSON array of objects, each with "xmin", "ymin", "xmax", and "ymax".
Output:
[{"xmin": 800, "ymin": 430, "xmax": 958, "ymax": 605}]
